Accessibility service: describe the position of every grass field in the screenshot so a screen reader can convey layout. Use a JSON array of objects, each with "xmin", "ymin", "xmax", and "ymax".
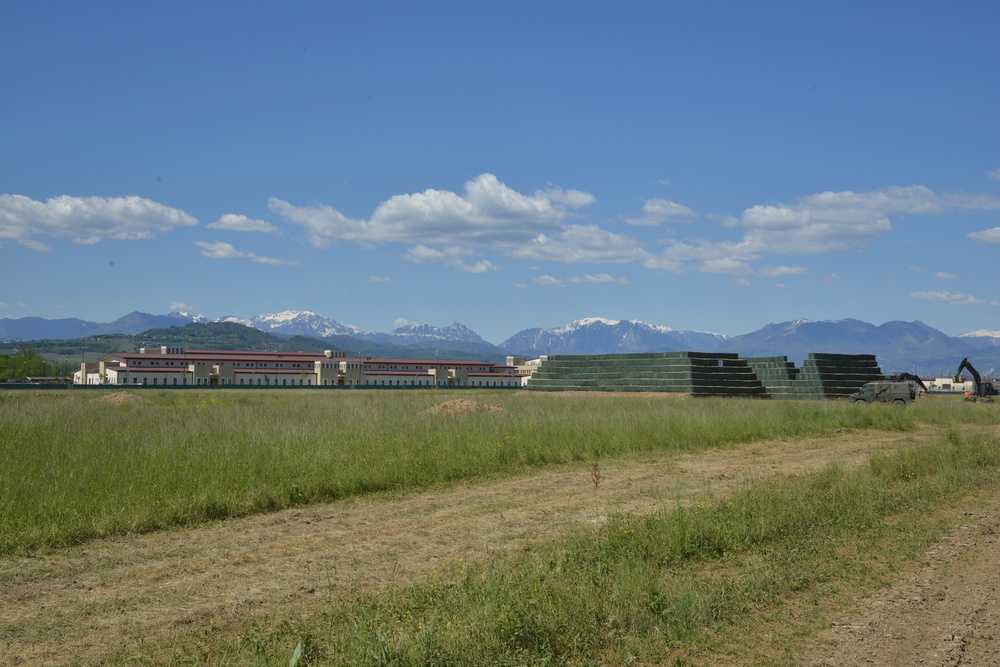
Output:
[
  {"xmin": 3, "ymin": 389, "xmax": 1000, "ymax": 665},
  {"xmin": 310, "ymin": 431, "xmax": 1000, "ymax": 666},
  {"xmin": 0, "ymin": 388, "xmax": 954, "ymax": 556}
]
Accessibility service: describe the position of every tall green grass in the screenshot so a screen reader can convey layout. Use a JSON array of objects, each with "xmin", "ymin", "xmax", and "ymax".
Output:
[
  {"xmin": 0, "ymin": 389, "xmax": 992, "ymax": 554},
  {"xmin": 268, "ymin": 429, "xmax": 1000, "ymax": 666}
]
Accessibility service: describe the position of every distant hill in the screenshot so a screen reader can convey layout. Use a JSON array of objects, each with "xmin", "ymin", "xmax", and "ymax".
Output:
[
  {"xmin": 722, "ymin": 319, "xmax": 979, "ymax": 373},
  {"xmin": 500, "ymin": 317, "xmax": 728, "ymax": 357},
  {"xmin": 499, "ymin": 317, "xmax": 1000, "ymax": 376},
  {"xmin": 6, "ymin": 322, "xmax": 514, "ymax": 365},
  {"xmin": 0, "ymin": 316, "xmax": 102, "ymax": 341},
  {"xmin": 8, "ymin": 310, "xmax": 1000, "ymax": 375},
  {"xmin": 135, "ymin": 322, "xmax": 320, "ymax": 352},
  {"xmin": 92, "ymin": 311, "xmax": 201, "ymax": 335},
  {"xmin": 0, "ymin": 311, "xmax": 201, "ymax": 340}
]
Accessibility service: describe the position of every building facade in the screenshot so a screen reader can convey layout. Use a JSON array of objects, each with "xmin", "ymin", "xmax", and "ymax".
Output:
[{"xmin": 75, "ymin": 346, "xmax": 527, "ymax": 388}]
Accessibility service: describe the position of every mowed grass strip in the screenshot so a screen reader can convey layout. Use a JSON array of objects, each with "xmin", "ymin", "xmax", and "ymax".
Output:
[
  {"xmin": 0, "ymin": 389, "xmax": 993, "ymax": 555},
  {"xmin": 223, "ymin": 429, "xmax": 1000, "ymax": 666}
]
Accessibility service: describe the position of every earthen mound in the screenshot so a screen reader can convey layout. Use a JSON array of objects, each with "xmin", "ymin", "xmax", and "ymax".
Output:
[
  {"xmin": 426, "ymin": 398, "xmax": 504, "ymax": 416},
  {"xmin": 99, "ymin": 391, "xmax": 144, "ymax": 404}
]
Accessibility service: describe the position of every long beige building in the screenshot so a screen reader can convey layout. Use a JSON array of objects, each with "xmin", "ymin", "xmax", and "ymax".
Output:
[{"xmin": 75, "ymin": 346, "xmax": 527, "ymax": 388}]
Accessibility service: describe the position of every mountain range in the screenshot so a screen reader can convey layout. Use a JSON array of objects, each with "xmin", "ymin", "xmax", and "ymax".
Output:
[{"xmin": 3, "ymin": 310, "xmax": 1000, "ymax": 376}]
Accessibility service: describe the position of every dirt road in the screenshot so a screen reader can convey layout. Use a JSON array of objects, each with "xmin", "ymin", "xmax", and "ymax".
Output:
[
  {"xmin": 800, "ymin": 492, "xmax": 1000, "ymax": 667},
  {"xmin": 2, "ymin": 425, "xmax": 997, "ymax": 665}
]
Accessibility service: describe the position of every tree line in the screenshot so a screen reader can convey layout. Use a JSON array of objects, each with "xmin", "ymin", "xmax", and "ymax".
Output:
[{"xmin": 0, "ymin": 348, "xmax": 73, "ymax": 382}]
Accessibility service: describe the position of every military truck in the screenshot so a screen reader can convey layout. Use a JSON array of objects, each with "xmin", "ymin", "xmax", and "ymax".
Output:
[{"xmin": 850, "ymin": 381, "xmax": 917, "ymax": 406}]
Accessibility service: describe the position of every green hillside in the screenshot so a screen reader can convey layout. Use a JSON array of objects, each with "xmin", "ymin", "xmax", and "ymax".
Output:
[{"xmin": 2, "ymin": 322, "xmax": 509, "ymax": 370}]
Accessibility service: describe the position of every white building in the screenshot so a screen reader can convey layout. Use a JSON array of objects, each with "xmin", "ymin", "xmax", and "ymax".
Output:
[{"xmin": 76, "ymin": 346, "xmax": 527, "ymax": 388}]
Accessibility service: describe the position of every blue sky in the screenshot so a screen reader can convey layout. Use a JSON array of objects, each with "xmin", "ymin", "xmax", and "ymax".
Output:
[{"xmin": 2, "ymin": 2, "xmax": 1000, "ymax": 344}]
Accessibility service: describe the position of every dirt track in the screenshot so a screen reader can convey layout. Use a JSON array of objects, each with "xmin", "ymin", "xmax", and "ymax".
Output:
[
  {"xmin": 800, "ymin": 492, "xmax": 1000, "ymax": 667},
  {"xmin": 2, "ymin": 425, "xmax": 998, "ymax": 665}
]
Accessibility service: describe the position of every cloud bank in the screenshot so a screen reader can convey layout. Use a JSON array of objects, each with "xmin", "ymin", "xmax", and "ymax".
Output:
[
  {"xmin": 196, "ymin": 241, "xmax": 293, "ymax": 266},
  {"xmin": 6, "ymin": 177, "xmax": 1000, "ymax": 291},
  {"xmin": 0, "ymin": 194, "xmax": 197, "ymax": 250},
  {"xmin": 645, "ymin": 185, "xmax": 1000, "ymax": 275}
]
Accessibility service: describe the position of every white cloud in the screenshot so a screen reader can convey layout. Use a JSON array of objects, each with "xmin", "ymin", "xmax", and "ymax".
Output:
[
  {"xmin": 195, "ymin": 241, "xmax": 294, "ymax": 266},
  {"xmin": 911, "ymin": 290, "xmax": 1000, "ymax": 306},
  {"xmin": 511, "ymin": 225, "xmax": 647, "ymax": 264},
  {"xmin": 643, "ymin": 239, "xmax": 757, "ymax": 273},
  {"xmin": 270, "ymin": 173, "xmax": 595, "ymax": 250},
  {"xmin": 403, "ymin": 244, "xmax": 499, "ymax": 273},
  {"xmin": 701, "ymin": 257, "xmax": 753, "ymax": 274},
  {"xmin": 987, "ymin": 168, "xmax": 1000, "ymax": 182},
  {"xmin": 197, "ymin": 241, "xmax": 244, "ymax": 259},
  {"xmin": 968, "ymin": 227, "xmax": 1000, "ymax": 243},
  {"xmin": 622, "ymin": 198, "xmax": 697, "ymax": 226},
  {"xmin": 533, "ymin": 275, "xmax": 564, "ymax": 286},
  {"xmin": 933, "ymin": 272, "xmax": 959, "ymax": 280},
  {"xmin": 267, "ymin": 199, "xmax": 358, "ymax": 249},
  {"xmin": 366, "ymin": 275, "xmax": 391, "ymax": 284},
  {"xmin": 208, "ymin": 214, "xmax": 277, "ymax": 233},
  {"xmin": 531, "ymin": 273, "xmax": 630, "ymax": 287},
  {"xmin": 394, "ymin": 318, "xmax": 413, "ymax": 327},
  {"xmin": 646, "ymin": 185, "xmax": 1000, "ymax": 276},
  {"xmin": 0, "ymin": 194, "xmax": 197, "ymax": 245},
  {"xmin": 758, "ymin": 265, "xmax": 807, "ymax": 277},
  {"xmin": 269, "ymin": 174, "xmax": 651, "ymax": 273},
  {"xmin": 575, "ymin": 273, "xmax": 629, "ymax": 285},
  {"xmin": 536, "ymin": 186, "xmax": 597, "ymax": 208},
  {"xmin": 170, "ymin": 301, "xmax": 189, "ymax": 311},
  {"xmin": 17, "ymin": 238, "xmax": 52, "ymax": 252},
  {"xmin": 263, "ymin": 178, "xmax": 1000, "ymax": 278}
]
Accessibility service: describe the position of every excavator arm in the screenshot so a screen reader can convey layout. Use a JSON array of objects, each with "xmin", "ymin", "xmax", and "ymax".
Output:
[
  {"xmin": 889, "ymin": 372, "xmax": 928, "ymax": 393},
  {"xmin": 954, "ymin": 357, "xmax": 983, "ymax": 396}
]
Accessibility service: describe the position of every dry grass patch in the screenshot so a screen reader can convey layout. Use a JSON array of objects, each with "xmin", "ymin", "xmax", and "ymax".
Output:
[
  {"xmin": 98, "ymin": 391, "xmax": 145, "ymax": 405},
  {"xmin": 425, "ymin": 398, "xmax": 504, "ymax": 416}
]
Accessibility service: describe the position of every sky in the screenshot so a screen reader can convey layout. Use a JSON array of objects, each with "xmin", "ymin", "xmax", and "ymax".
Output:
[{"xmin": 2, "ymin": 2, "xmax": 1000, "ymax": 345}]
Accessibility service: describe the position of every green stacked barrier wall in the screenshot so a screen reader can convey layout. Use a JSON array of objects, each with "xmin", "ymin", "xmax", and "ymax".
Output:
[{"xmin": 526, "ymin": 351, "xmax": 883, "ymax": 399}]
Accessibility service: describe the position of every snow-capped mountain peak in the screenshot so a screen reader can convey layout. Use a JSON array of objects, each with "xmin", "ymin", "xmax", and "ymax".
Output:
[
  {"xmin": 364, "ymin": 321, "xmax": 488, "ymax": 345},
  {"xmin": 551, "ymin": 317, "xmax": 683, "ymax": 336},
  {"xmin": 552, "ymin": 317, "xmax": 620, "ymax": 334},
  {"xmin": 168, "ymin": 311, "xmax": 208, "ymax": 323},
  {"xmin": 960, "ymin": 330, "xmax": 1000, "ymax": 339},
  {"xmin": 221, "ymin": 311, "xmax": 363, "ymax": 338},
  {"xmin": 500, "ymin": 317, "xmax": 725, "ymax": 356}
]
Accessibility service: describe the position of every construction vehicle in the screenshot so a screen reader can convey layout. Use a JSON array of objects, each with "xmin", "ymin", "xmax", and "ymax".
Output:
[
  {"xmin": 953, "ymin": 358, "xmax": 998, "ymax": 402},
  {"xmin": 850, "ymin": 380, "xmax": 918, "ymax": 406}
]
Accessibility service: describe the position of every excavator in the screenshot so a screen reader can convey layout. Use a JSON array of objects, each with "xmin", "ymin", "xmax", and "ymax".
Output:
[{"xmin": 953, "ymin": 358, "xmax": 998, "ymax": 402}]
